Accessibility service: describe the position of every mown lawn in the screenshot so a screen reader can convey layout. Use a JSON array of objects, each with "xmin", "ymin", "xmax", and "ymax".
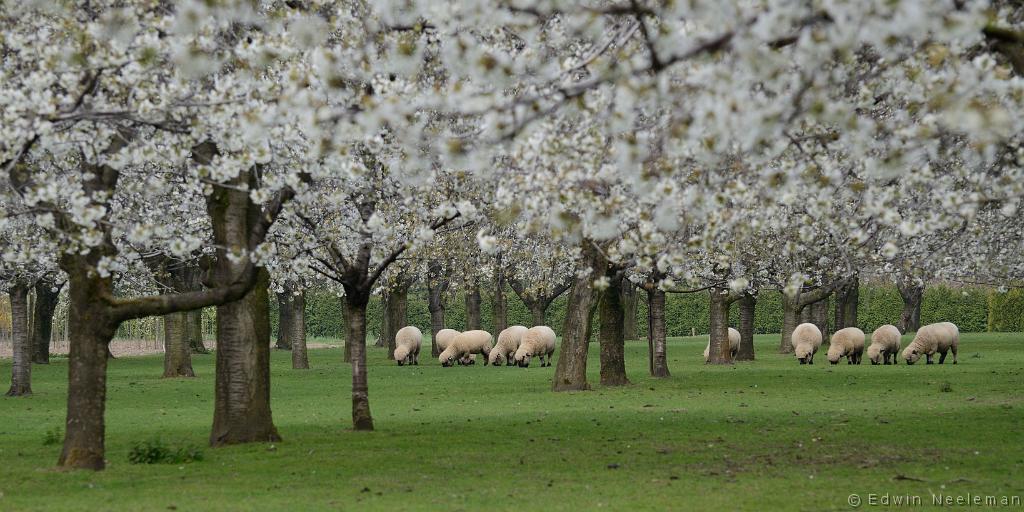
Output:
[{"xmin": 0, "ymin": 332, "xmax": 1021, "ymax": 511}]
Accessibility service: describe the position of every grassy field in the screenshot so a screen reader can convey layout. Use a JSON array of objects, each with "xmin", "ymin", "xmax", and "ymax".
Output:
[{"xmin": 0, "ymin": 332, "xmax": 1021, "ymax": 511}]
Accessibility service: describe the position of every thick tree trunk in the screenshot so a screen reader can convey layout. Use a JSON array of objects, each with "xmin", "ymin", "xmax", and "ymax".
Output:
[
  {"xmin": 428, "ymin": 280, "xmax": 447, "ymax": 357},
  {"xmin": 30, "ymin": 279, "xmax": 62, "ymax": 364},
  {"xmin": 291, "ymin": 290, "xmax": 309, "ymax": 370},
  {"xmin": 648, "ymin": 287, "xmax": 670, "ymax": 377},
  {"xmin": 187, "ymin": 309, "xmax": 208, "ymax": 354},
  {"xmin": 599, "ymin": 273, "xmax": 629, "ymax": 386},
  {"xmin": 810, "ymin": 298, "xmax": 829, "ymax": 340},
  {"xmin": 493, "ymin": 257, "xmax": 507, "ymax": 334},
  {"xmin": 834, "ymin": 276, "xmax": 859, "ymax": 330},
  {"xmin": 384, "ymin": 284, "xmax": 408, "ymax": 360},
  {"xmin": 162, "ymin": 311, "xmax": 194, "ymax": 378},
  {"xmin": 58, "ymin": 272, "xmax": 119, "ymax": 470},
  {"xmin": 275, "ymin": 289, "xmax": 293, "ymax": 350},
  {"xmin": 621, "ymin": 281, "xmax": 638, "ymax": 341},
  {"xmin": 898, "ymin": 283, "xmax": 924, "ymax": 334},
  {"xmin": 6, "ymin": 283, "xmax": 32, "ymax": 396},
  {"xmin": 707, "ymin": 290, "xmax": 734, "ymax": 364},
  {"xmin": 465, "ymin": 283, "xmax": 481, "ymax": 330},
  {"xmin": 779, "ymin": 294, "xmax": 801, "ymax": 354},
  {"xmin": 344, "ymin": 295, "xmax": 373, "ymax": 431},
  {"xmin": 735, "ymin": 292, "xmax": 756, "ymax": 361},
  {"xmin": 553, "ymin": 243, "xmax": 605, "ymax": 392},
  {"xmin": 210, "ymin": 269, "xmax": 280, "ymax": 446},
  {"xmin": 529, "ymin": 302, "xmax": 546, "ymax": 326}
]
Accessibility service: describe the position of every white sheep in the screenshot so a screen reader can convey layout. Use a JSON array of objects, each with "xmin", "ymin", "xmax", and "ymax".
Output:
[
  {"xmin": 393, "ymin": 326, "xmax": 422, "ymax": 366},
  {"xmin": 434, "ymin": 328, "xmax": 460, "ymax": 352},
  {"xmin": 902, "ymin": 322, "xmax": 959, "ymax": 365},
  {"xmin": 867, "ymin": 324, "xmax": 901, "ymax": 365},
  {"xmin": 489, "ymin": 325, "xmax": 529, "ymax": 366},
  {"xmin": 439, "ymin": 330, "xmax": 493, "ymax": 367},
  {"xmin": 791, "ymin": 322, "xmax": 823, "ymax": 365},
  {"xmin": 703, "ymin": 327, "xmax": 740, "ymax": 362},
  {"xmin": 827, "ymin": 327, "xmax": 866, "ymax": 365},
  {"xmin": 513, "ymin": 326, "xmax": 556, "ymax": 367}
]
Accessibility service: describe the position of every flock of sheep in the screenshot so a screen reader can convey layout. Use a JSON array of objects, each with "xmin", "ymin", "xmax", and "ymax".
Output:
[
  {"xmin": 391, "ymin": 325, "xmax": 557, "ymax": 367},
  {"xmin": 784, "ymin": 321, "xmax": 961, "ymax": 366},
  {"xmin": 392, "ymin": 320, "xmax": 961, "ymax": 368}
]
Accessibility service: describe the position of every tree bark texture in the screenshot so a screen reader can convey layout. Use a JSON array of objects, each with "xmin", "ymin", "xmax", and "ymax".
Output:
[
  {"xmin": 735, "ymin": 292, "xmax": 756, "ymax": 361},
  {"xmin": 162, "ymin": 311, "xmax": 194, "ymax": 378},
  {"xmin": 290, "ymin": 290, "xmax": 309, "ymax": 369},
  {"xmin": 898, "ymin": 283, "xmax": 924, "ymax": 334},
  {"xmin": 6, "ymin": 283, "xmax": 32, "ymax": 396},
  {"xmin": 345, "ymin": 295, "xmax": 374, "ymax": 431},
  {"xmin": 599, "ymin": 272, "xmax": 629, "ymax": 386},
  {"xmin": 648, "ymin": 286, "xmax": 670, "ymax": 377},
  {"xmin": 30, "ymin": 279, "xmax": 63, "ymax": 364},
  {"xmin": 276, "ymin": 288, "xmax": 293, "ymax": 350},
  {"xmin": 464, "ymin": 283, "xmax": 481, "ymax": 330},
  {"xmin": 621, "ymin": 281, "xmax": 638, "ymax": 341},
  {"xmin": 553, "ymin": 242, "xmax": 605, "ymax": 392}
]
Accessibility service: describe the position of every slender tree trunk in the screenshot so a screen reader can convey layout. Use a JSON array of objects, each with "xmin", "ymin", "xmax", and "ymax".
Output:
[
  {"xmin": 58, "ymin": 271, "xmax": 118, "ymax": 470},
  {"xmin": 6, "ymin": 283, "xmax": 32, "ymax": 396},
  {"xmin": 291, "ymin": 290, "xmax": 309, "ymax": 369},
  {"xmin": 898, "ymin": 283, "xmax": 924, "ymax": 334},
  {"xmin": 553, "ymin": 243, "xmax": 605, "ymax": 392},
  {"xmin": 648, "ymin": 287, "xmax": 670, "ymax": 377},
  {"xmin": 599, "ymin": 273, "xmax": 629, "ymax": 386},
  {"xmin": 493, "ymin": 256, "xmax": 507, "ymax": 334},
  {"xmin": 621, "ymin": 281, "xmax": 638, "ymax": 341},
  {"xmin": 210, "ymin": 269, "xmax": 280, "ymax": 446},
  {"xmin": 344, "ymin": 294, "xmax": 373, "ymax": 431},
  {"xmin": 707, "ymin": 290, "xmax": 733, "ymax": 364},
  {"xmin": 428, "ymin": 280, "xmax": 446, "ymax": 357},
  {"xmin": 465, "ymin": 283, "xmax": 481, "ymax": 330},
  {"xmin": 779, "ymin": 294, "xmax": 801, "ymax": 354},
  {"xmin": 162, "ymin": 311, "xmax": 195, "ymax": 377},
  {"xmin": 377, "ymin": 291, "xmax": 392, "ymax": 348},
  {"xmin": 529, "ymin": 302, "xmax": 546, "ymax": 326},
  {"xmin": 31, "ymin": 279, "xmax": 62, "ymax": 364},
  {"xmin": 275, "ymin": 289, "xmax": 293, "ymax": 350},
  {"xmin": 187, "ymin": 309, "xmax": 208, "ymax": 354},
  {"xmin": 385, "ymin": 284, "xmax": 409, "ymax": 360},
  {"xmin": 735, "ymin": 292, "xmax": 756, "ymax": 361}
]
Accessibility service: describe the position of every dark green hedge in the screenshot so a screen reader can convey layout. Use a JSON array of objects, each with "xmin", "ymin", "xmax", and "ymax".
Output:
[
  {"xmin": 988, "ymin": 289, "xmax": 1024, "ymax": 332},
  {"xmin": 276, "ymin": 283, "xmax": 1004, "ymax": 340}
]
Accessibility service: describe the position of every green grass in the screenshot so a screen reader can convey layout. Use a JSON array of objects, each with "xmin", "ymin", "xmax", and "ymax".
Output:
[{"xmin": 0, "ymin": 332, "xmax": 1022, "ymax": 511}]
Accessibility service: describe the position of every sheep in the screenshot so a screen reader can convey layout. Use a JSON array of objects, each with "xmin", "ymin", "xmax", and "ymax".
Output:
[
  {"xmin": 703, "ymin": 327, "xmax": 740, "ymax": 362},
  {"xmin": 489, "ymin": 325, "xmax": 529, "ymax": 366},
  {"xmin": 867, "ymin": 324, "xmax": 902, "ymax": 365},
  {"xmin": 439, "ymin": 330, "xmax": 493, "ymax": 367},
  {"xmin": 791, "ymin": 322, "xmax": 823, "ymax": 365},
  {"xmin": 393, "ymin": 326, "xmax": 422, "ymax": 366},
  {"xmin": 513, "ymin": 326, "xmax": 556, "ymax": 367},
  {"xmin": 902, "ymin": 322, "xmax": 959, "ymax": 365},
  {"xmin": 434, "ymin": 328, "xmax": 460, "ymax": 352},
  {"xmin": 826, "ymin": 327, "xmax": 866, "ymax": 365}
]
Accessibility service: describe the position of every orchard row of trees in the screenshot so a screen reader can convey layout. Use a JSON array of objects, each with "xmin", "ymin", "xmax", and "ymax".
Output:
[{"xmin": 2, "ymin": 1, "xmax": 1023, "ymax": 470}]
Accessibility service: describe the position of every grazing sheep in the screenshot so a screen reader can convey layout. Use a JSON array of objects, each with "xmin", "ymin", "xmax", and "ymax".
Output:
[
  {"xmin": 703, "ymin": 327, "xmax": 740, "ymax": 362},
  {"xmin": 489, "ymin": 325, "xmax": 529, "ymax": 366},
  {"xmin": 513, "ymin": 326, "xmax": 556, "ymax": 368},
  {"xmin": 827, "ymin": 327, "xmax": 866, "ymax": 365},
  {"xmin": 459, "ymin": 354, "xmax": 477, "ymax": 365},
  {"xmin": 435, "ymin": 328, "xmax": 460, "ymax": 352},
  {"xmin": 867, "ymin": 324, "xmax": 902, "ymax": 365},
  {"xmin": 439, "ymin": 330, "xmax": 493, "ymax": 367},
  {"xmin": 791, "ymin": 322, "xmax": 823, "ymax": 365},
  {"xmin": 393, "ymin": 326, "xmax": 422, "ymax": 366},
  {"xmin": 903, "ymin": 322, "xmax": 959, "ymax": 365}
]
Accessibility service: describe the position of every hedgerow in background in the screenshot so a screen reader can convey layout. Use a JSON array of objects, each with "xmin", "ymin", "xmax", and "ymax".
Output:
[{"xmin": 988, "ymin": 289, "xmax": 1024, "ymax": 332}]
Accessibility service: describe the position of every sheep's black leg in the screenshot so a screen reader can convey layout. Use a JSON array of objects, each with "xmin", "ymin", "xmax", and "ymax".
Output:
[
  {"xmin": 926, "ymin": 354, "xmax": 934, "ymax": 364},
  {"xmin": 938, "ymin": 350, "xmax": 947, "ymax": 364}
]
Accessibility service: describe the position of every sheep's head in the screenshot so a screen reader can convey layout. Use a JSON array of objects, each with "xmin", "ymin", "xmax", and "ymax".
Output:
[
  {"xmin": 866, "ymin": 345, "xmax": 882, "ymax": 365},
  {"xmin": 794, "ymin": 344, "xmax": 813, "ymax": 364},
  {"xmin": 513, "ymin": 346, "xmax": 532, "ymax": 367},
  {"xmin": 394, "ymin": 346, "xmax": 410, "ymax": 365},
  {"xmin": 903, "ymin": 346, "xmax": 921, "ymax": 365},
  {"xmin": 489, "ymin": 352, "xmax": 503, "ymax": 366},
  {"xmin": 459, "ymin": 354, "xmax": 476, "ymax": 365},
  {"xmin": 826, "ymin": 345, "xmax": 842, "ymax": 365}
]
